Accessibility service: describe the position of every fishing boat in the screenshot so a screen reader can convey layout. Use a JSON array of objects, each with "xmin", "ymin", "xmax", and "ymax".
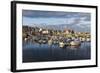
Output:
[
  {"xmin": 38, "ymin": 39, "xmax": 47, "ymax": 44},
  {"xmin": 70, "ymin": 41, "xmax": 81, "ymax": 46},
  {"xmin": 59, "ymin": 42, "xmax": 65, "ymax": 48},
  {"xmin": 48, "ymin": 40, "xmax": 52, "ymax": 45},
  {"xmin": 86, "ymin": 38, "xmax": 91, "ymax": 42},
  {"xmin": 80, "ymin": 37, "xmax": 86, "ymax": 42},
  {"xmin": 53, "ymin": 40, "xmax": 59, "ymax": 45}
]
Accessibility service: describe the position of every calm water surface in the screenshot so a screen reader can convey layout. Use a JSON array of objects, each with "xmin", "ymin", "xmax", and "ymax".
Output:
[{"xmin": 23, "ymin": 41, "xmax": 91, "ymax": 63}]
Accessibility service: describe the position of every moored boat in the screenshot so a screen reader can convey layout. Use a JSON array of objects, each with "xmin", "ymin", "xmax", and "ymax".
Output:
[
  {"xmin": 70, "ymin": 41, "xmax": 81, "ymax": 46},
  {"xmin": 59, "ymin": 42, "xmax": 65, "ymax": 48},
  {"xmin": 48, "ymin": 40, "xmax": 52, "ymax": 45},
  {"xmin": 80, "ymin": 37, "xmax": 86, "ymax": 42},
  {"xmin": 86, "ymin": 38, "xmax": 91, "ymax": 42}
]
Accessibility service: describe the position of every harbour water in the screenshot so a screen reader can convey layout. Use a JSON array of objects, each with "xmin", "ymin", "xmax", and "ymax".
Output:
[{"xmin": 23, "ymin": 41, "xmax": 91, "ymax": 63}]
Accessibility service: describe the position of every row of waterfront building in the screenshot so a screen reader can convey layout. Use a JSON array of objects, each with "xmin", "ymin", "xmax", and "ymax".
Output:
[{"xmin": 22, "ymin": 26, "xmax": 91, "ymax": 48}]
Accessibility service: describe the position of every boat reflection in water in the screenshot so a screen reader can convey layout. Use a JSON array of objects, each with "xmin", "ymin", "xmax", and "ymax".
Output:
[{"xmin": 23, "ymin": 40, "xmax": 91, "ymax": 63}]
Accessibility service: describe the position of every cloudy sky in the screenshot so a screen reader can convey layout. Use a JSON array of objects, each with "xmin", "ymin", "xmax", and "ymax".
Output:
[{"xmin": 22, "ymin": 10, "xmax": 91, "ymax": 32}]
